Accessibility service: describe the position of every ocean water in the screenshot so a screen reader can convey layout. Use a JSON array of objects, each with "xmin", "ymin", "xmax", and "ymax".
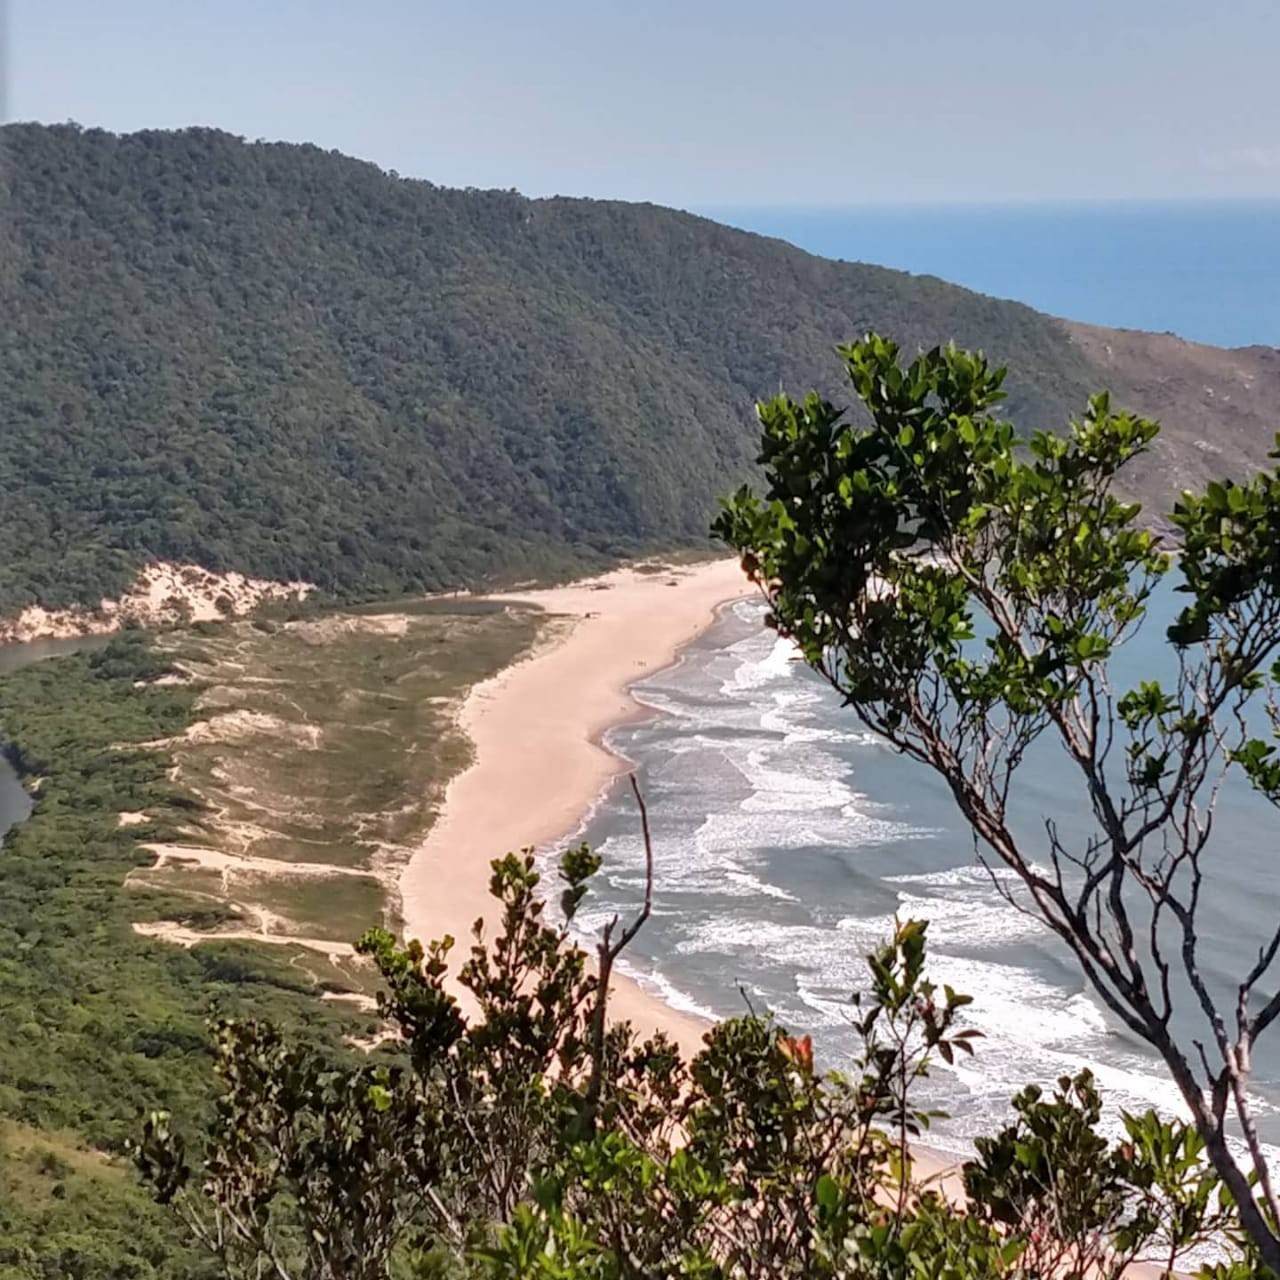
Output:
[
  {"xmin": 554, "ymin": 202, "xmax": 1280, "ymax": 1156},
  {"xmin": 701, "ymin": 202, "xmax": 1280, "ymax": 350},
  {"xmin": 566, "ymin": 590, "xmax": 1280, "ymax": 1160}
]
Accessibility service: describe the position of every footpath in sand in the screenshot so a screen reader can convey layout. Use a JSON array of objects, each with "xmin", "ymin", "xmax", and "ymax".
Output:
[{"xmin": 399, "ymin": 557, "xmax": 753, "ymax": 1055}]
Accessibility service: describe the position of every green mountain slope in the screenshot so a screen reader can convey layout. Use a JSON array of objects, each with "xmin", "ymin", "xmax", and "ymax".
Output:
[{"xmin": 1, "ymin": 123, "xmax": 1276, "ymax": 614}]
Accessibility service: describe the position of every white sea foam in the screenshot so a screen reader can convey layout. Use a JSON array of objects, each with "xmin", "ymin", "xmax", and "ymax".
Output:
[
  {"xmin": 885, "ymin": 864, "xmax": 1013, "ymax": 889},
  {"xmin": 737, "ymin": 747, "xmax": 856, "ymax": 814},
  {"xmin": 614, "ymin": 956, "xmax": 722, "ymax": 1023},
  {"xmin": 888, "ymin": 891, "xmax": 1042, "ymax": 949},
  {"xmin": 563, "ymin": 589, "xmax": 1280, "ymax": 1186},
  {"xmin": 723, "ymin": 868, "xmax": 799, "ymax": 901},
  {"xmin": 727, "ymin": 633, "xmax": 801, "ymax": 692},
  {"xmin": 884, "ymin": 860, "xmax": 1057, "ymax": 889}
]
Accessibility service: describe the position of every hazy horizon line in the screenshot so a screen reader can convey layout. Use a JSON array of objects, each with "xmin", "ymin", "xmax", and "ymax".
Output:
[{"xmin": 695, "ymin": 195, "xmax": 1280, "ymax": 214}]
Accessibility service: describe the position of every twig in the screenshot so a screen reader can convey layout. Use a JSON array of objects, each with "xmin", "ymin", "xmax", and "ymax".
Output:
[{"xmin": 581, "ymin": 774, "xmax": 656, "ymax": 1133}]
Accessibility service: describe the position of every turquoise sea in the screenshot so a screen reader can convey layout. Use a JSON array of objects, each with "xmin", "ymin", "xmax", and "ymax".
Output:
[{"xmin": 571, "ymin": 202, "xmax": 1280, "ymax": 1159}]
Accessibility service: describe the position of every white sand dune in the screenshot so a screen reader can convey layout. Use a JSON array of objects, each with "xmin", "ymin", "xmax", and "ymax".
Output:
[{"xmin": 0, "ymin": 561, "xmax": 312, "ymax": 644}]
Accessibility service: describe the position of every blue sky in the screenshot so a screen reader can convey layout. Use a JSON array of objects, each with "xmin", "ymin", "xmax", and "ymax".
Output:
[{"xmin": 7, "ymin": 0, "xmax": 1280, "ymax": 205}]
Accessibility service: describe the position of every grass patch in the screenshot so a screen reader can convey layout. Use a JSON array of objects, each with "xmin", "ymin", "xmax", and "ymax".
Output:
[
  {"xmin": 233, "ymin": 871, "xmax": 385, "ymax": 943},
  {"xmin": 128, "ymin": 862, "xmax": 226, "ymax": 902},
  {"xmin": 164, "ymin": 604, "xmax": 544, "ymax": 880},
  {"xmin": 0, "ymin": 607, "xmax": 544, "ymax": 1273},
  {"xmin": 0, "ymin": 1120, "xmax": 210, "ymax": 1277}
]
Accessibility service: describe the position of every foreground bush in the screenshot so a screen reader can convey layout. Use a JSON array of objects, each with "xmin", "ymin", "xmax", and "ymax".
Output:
[
  {"xmin": 137, "ymin": 843, "xmax": 1266, "ymax": 1278},
  {"xmin": 716, "ymin": 332, "xmax": 1280, "ymax": 1269}
]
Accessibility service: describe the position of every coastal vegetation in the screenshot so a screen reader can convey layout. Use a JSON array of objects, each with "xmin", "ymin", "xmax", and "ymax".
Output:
[
  {"xmin": 0, "ymin": 633, "xmax": 356, "ymax": 1277},
  {"xmin": 717, "ymin": 333, "xmax": 1280, "ymax": 1269},
  {"xmin": 111, "ymin": 338, "xmax": 1280, "ymax": 1279},
  {"xmin": 134, "ymin": 846, "xmax": 1258, "ymax": 1277},
  {"xmin": 0, "ymin": 602, "xmax": 544, "ymax": 1275},
  {"xmin": 2, "ymin": 123, "xmax": 1278, "ymax": 618},
  {"xmin": 137, "ymin": 600, "xmax": 545, "ymax": 962}
]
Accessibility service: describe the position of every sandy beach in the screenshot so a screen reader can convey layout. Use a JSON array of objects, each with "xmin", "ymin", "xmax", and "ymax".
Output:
[
  {"xmin": 399, "ymin": 556, "xmax": 754, "ymax": 1054},
  {"xmin": 397, "ymin": 557, "xmax": 975, "ymax": 1188},
  {"xmin": 398, "ymin": 558, "xmax": 1180, "ymax": 1269}
]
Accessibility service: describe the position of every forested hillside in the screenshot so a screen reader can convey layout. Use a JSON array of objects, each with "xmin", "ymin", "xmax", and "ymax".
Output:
[{"xmin": 1, "ymin": 122, "xmax": 1276, "ymax": 614}]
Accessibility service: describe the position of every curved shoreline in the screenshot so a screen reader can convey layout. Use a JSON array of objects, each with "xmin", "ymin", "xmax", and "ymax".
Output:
[
  {"xmin": 398, "ymin": 557, "xmax": 754, "ymax": 1055},
  {"xmin": 395, "ymin": 560, "xmax": 1095, "ymax": 1220}
]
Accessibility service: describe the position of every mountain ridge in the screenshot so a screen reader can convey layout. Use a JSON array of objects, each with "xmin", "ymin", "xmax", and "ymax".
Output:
[{"xmin": 1, "ymin": 122, "xmax": 1276, "ymax": 616}]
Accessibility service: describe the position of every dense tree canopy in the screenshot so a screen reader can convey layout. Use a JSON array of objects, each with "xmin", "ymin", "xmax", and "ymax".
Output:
[{"xmin": 2, "ymin": 123, "xmax": 1270, "ymax": 614}]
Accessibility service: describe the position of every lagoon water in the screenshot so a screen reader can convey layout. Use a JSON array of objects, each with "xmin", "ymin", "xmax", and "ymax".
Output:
[
  {"xmin": 0, "ymin": 757, "xmax": 31, "ymax": 839},
  {"xmin": 0, "ymin": 637, "xmax": 107, "ymax": 840}
]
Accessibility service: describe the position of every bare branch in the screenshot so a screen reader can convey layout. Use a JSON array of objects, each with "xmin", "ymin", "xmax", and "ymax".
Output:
[{"xmin": 582, "ymin": 774, "xmax": 657, "ymax": 1133}]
